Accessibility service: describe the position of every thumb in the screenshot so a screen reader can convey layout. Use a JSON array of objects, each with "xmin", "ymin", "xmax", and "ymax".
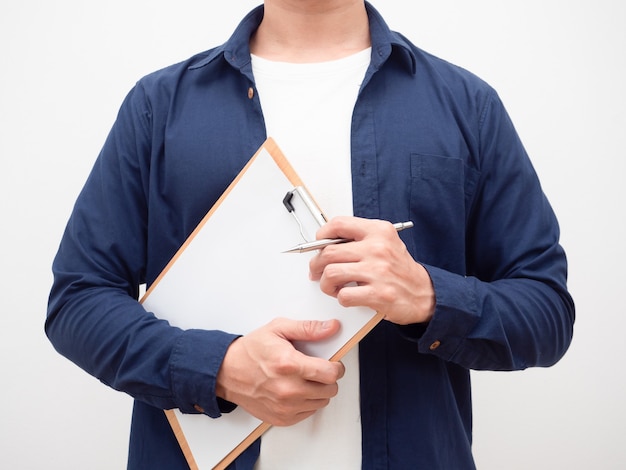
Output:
[{"xmin": 273, "ymin": 318, "xmax": 341, "ymax": 342}]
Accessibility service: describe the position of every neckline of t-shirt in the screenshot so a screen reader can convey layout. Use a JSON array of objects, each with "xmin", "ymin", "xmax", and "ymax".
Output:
[{"xmin": 250, "ymin": 47, "xmax": 372, "ymax": 79}]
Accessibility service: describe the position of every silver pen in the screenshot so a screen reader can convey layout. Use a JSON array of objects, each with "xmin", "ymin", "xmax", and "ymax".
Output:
[{"xmin": 283, "ymin": 221, "xmax": 414, "ymax": 253}]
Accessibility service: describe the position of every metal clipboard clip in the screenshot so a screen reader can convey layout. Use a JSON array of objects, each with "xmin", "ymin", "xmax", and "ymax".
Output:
[{"xmin": 283, "ymin": 186, "xmax": 328, "ymax": 243}]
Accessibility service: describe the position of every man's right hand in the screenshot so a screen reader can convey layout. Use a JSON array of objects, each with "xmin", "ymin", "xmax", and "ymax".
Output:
[{"xmin": 215, "ymin": 318, "xmax": 345, "ymax": 426}]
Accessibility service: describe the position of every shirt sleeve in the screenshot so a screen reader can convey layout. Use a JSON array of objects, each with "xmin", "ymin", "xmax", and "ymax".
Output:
[
  {"xmin": 45, "ymin": 83, "xmax": 238, "ymax": 417},
  {"xmin": 416, "ymin": 90, "xmax": 575, "ymax": 371}
]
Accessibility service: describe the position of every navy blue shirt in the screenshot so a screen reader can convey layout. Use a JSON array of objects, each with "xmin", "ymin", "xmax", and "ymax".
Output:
[{"xmin": 46, "ymin": 3, "xmax": 574, "ymax": 469}]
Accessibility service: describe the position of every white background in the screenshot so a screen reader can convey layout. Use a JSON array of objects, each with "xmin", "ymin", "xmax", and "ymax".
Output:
[{"xmin": 1, "ymin": 1, "xmax": 624, "ymax": 468}]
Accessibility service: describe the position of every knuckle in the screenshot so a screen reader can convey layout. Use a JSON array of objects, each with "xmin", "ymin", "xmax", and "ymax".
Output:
[
  {"xmin": 375, "ymin": 219, "xmax": 396, "ymax": 236},
  {"xmin": 273, "ymin": 387, "xmax": 294, "ymax": 405},
  {"xmin": 270, "ymin": 383, "xmax": 299, "ymax": 409},
  {"xmin": 331, "ymin": 216, "xmax": 349, "ymax": 231},
  {"xmin": 323, "ymin": 263, "xmax": 343, "ymax": 281},
  {"xmin": 318, "ymin": 362, "xmax": 340, "ymax": 383},
  {"xmin": 319, "ymin": 279, "xmax": 335, "ymax": 297},
  {"xmin": 336, "ymin": 290, "xmax": 352, "ymax": 307},
  {"xmin": 315, "ymin": 249, "xmax": 334, "ymax": 267},
  {"xmin": 308, "ymin": 257, "xmax": 321, "ymax": 275},
  {"xmin": 274, "ymin": 353, "xmax": 299, "ymax": 376},
  {"xmin": 369, "ymin": 238, "xmax": 391, "ymax": 257},
  {"xmin": 378, "ymin": 283, "xmax": 397, "ymax": 304},
  {"xmin": 269, "ymin": 317, "xmax": 285, "ymax": 328},
  {"xmin": 324, "ymin": 264, "xmax": 338, "ymax": 281},
  {"xmin": 271, "ymin": 405, "xmax": 293, "ymax": 426}
]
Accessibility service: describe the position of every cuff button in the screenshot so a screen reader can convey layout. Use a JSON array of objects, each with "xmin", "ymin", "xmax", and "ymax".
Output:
[{"xmin": 429, "ymin": 340, "xmax": 441, "ymax": 351}]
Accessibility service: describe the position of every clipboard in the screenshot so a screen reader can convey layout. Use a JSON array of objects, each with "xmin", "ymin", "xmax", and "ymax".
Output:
[{"xmin": 140, "ymin": 138, "xmax": 383, "ymax": 469}]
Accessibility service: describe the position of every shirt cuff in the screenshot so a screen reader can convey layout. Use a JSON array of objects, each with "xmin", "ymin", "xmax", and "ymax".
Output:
[
  {"xmin": 417, "ymin": 264, "xmax": 480, "ymax": 360},
  {"xmin": 169, "ymin": 329, "xmax": 239, "ymax": 418}
]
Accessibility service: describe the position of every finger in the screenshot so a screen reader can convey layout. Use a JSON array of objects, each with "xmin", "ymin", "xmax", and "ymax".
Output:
[
  {"xmin": 298, "ymin": 380, "xmax": 341, "ymax": 401},
  {"xmin": 310, "ymin": 229, "xmax": 399, "ymax": 280},
  {"xmin": 316, "ymin": 217, "xmax": 402, "ymax": 244},
  {"xmin": 309, "ymin": 241, "xmax": 364, "ymax": 281},
  {"xmin": 274, "ymin": 399, "xmax": 332, "ymax": 427},
  {"xmin": 270, "ymin": 318, "xmax": 345, "ymax": 384},
  {"xmin": 296, "ymin": 354, "xmax": 346, "ymax": 384},
  {"xmin": 334, "ymin": 283, "xmax": 379, "ymax": 309},
  {"xmin": 272, "ymin": 317, "xmax": 341, "ymax": 342},
  {"xmin": 315, "ymin": 216, "xmax": 372, "ymax": 241},
  {"xmin": 317, "ymin": 261, "xmax": 371, "ymax": 297}
]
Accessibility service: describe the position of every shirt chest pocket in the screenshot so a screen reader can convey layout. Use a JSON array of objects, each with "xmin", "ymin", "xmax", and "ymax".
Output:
[{"xmin": 408, "ymin": 153, "xmax": 479, "ymax": 271}]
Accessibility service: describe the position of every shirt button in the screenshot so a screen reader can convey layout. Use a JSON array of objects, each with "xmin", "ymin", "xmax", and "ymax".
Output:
[
  {"xmin": 248, "ymin": 87, "xmax": 254, "ymax": 99},
  {"xmin": 429, "ymin": 340, "xmax": 441, "ymax": 351}
]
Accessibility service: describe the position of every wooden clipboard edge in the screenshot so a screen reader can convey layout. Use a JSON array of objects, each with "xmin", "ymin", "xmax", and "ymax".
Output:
[
  {"xmin": 329, "ymin": 311, "xmax": 385, "ymax": 362},
  {"xmin": 163, "ymin": 409, "xmax": 272, "ymax": 470},
  {"xmin": 213, "ymin": 422, "xmax": 272, "ymax": 470},
  {"xmin": 164, "ymin": 409, "xmax": 200, "ymax": 470}
]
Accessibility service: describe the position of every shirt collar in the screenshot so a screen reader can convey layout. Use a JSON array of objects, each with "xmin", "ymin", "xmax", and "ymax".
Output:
[{"xmin": 189, "ymin": 2, "xmax": 417, "ymax": 76}]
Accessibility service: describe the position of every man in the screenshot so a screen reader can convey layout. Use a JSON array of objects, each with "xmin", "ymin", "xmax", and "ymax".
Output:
[{"xmin": 46, "ymin": 1, "xmax": 575, "ymax": 468}]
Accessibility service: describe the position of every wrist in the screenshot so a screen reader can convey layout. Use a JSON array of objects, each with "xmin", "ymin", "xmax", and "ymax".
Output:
[{"xmin": 215, "ymin": 336, "xmax": 242, "ymax": 403}]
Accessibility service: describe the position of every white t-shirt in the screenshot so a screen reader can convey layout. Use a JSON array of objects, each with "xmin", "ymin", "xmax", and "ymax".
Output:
[{"xmin": 251, "ymin": 48, "xmax": 371, "ymax": 469}]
